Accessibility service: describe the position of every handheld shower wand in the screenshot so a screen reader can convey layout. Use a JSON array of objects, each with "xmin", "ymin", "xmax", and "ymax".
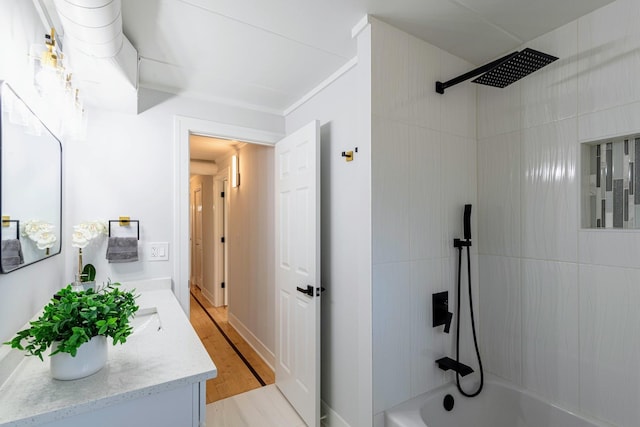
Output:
[
  {"xmin": 463, "ymin": 204, "xmax": 472, "ymax": 241},
  {"xmin": 453, "ymin": 204, "xmax": 484, "ymax": 398},
  {"xmin": 454, "ymin": 204, "xmax": 472, "ymax": 248}
]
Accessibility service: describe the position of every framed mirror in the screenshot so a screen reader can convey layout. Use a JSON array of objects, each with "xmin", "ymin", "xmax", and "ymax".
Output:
[{"xmin": 0, "ymin": 82, "xmax": 62, "ymax": 273}]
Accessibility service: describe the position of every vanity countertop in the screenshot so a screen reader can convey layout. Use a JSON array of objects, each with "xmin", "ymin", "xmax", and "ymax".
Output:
[{"xmin": 0, "ymin": 287, "xmax": 217, "ymax": 426}]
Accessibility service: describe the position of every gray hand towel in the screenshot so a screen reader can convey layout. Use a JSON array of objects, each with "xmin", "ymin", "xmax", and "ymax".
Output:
[
  {"xmin": 106, "ymin": 237, "xmax": 138, "ymax": 263},
  {"xmin": 1, "ymin": 239, "xmax": 24, "ymax": 270}
]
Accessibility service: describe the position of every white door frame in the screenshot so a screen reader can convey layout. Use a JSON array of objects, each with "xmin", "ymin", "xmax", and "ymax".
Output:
[{"xmin": 173, "ymin": 116, "xmax": 283, "ymax": 315}]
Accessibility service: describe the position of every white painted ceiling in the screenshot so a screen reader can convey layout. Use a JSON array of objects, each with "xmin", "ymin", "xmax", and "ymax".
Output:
[
  {"xmin": 190, "ymin": 134, "xmax": 239, "ymax": 162},
  {"xmin": 122, "ymin": 0, "xmax": 614, "ymax": 114}
]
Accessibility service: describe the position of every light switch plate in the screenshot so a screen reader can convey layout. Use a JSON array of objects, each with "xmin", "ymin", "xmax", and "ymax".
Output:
[{"xmin": 147, "ymin": 242, "xmax": 169, "ymax": 261}]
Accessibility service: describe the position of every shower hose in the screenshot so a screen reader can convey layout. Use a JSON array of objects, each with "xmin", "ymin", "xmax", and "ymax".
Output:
[{"xmin": 455, "ymin": 243, "xmax": 484, "ymax": 397}]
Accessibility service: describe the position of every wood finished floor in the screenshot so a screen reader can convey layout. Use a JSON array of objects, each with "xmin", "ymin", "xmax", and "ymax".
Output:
[{"xmin": 189, "ymin": 288, "xmax": 275, "ymax": 404}]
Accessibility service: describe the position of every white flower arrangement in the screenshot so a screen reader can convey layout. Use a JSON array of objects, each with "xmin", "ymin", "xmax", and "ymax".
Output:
[
  {"xmin": 72, "ymin": 220, "xmax": 107, "ymax": 281},
  {"xmin": 72, "ymin": 220, "xmax": 107, "ymax": 248},
  {"xmin": 21, "ymin": 220, "xmax": 57, "ymax": 251}
]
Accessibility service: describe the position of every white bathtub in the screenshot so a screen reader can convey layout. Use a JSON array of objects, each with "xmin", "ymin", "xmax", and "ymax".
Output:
[{"xmin": 385, "ymin": 380, "xmax": 610, "ymax": 427}]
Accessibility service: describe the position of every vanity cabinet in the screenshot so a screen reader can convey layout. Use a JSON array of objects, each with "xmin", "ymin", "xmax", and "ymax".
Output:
[
  {"xmin": 0, "ymin": 280, "xmax": 216, "ymax": 427},
  {"xmin": 40, "ymin": 383, "xmax": 205, "ymax": 427}
]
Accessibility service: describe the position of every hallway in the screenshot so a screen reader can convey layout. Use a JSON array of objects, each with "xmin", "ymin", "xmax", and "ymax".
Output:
[{"xmin": 189, "ymin": 287, "xmax": 275, "ymax": 403}]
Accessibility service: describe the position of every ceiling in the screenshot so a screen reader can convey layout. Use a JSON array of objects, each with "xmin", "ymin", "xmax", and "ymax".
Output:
[
  {"xmin": 190, "ymin": 134, "xmax": 241, "ymax": 162},
  {"xmin": 118, "ymin": 0, "xmax": 614, "ymax": 115}
]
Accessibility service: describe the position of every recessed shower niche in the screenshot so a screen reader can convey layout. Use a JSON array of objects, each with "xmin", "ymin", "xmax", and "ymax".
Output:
[{"xmin": 581, "ymin": 135, "xmax": 640, "ymax": 229}]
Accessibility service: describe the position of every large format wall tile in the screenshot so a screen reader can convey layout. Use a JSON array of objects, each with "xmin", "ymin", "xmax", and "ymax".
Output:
[
  {"xmin": 372, "ymin": 18, "xmax": 480, "ymax": 415},
  {"xmin": 441, "ymin": 133, "xmax": 477, "ymax": 258},
  {"xmin": 474, "ymin": 3, "xmax": 640, "ymax": 425},
  {"xmin": 372, "ymin": 18, "xmax": 409, "ymax": 123},
  {"xmin": 521, "ymin": 259, "xmax": 579, "ymax": 410},
  {"xmin": 578, "ymin": 100, "xmax": 640, "ymax": 142},
  {"xmin": 407, "ymin": 35, "xmax": 441, "ymax": 131},
  {"xmin": 478, "ymin": 255, "xmax": 522, "ymax": 385},
  {"xmin": 440, "ymin": 52, "xmax": 476, "ymax": 140},
  {"xmin": 577, "ymin": 0, "xmax": 640, "ymax": 57},
  {"xmin": 478, "ymin": 132, "xmax": 521, "ymax": 257},
  {"xmin": 372, "ymin": 262, "xmax": 412, "ymax": 413},
  {"xmin": 579, "ymin": 264, "xmax": 640, "ymax": 427},
  {"xmin": 443, "ymin": 252, "xmax": 480, "ymax": 378},
  {"xmin": 578, "ymin": 0, "xmax": 640, "ymax": 116},
  {"xmin": 372, "ymin": 117, "xmax": 410, "ymax": 264},
  {"xmin": 409, "ymin": 126, "xmax": 442, "ymax": 261},
  {"xmin": 409, "ymin": 258, "xmax": 449, "ymax": 397},
  {"xmin": 477, "ymin": 83, "xmax": 521, "ymax": 139},
  {"xmin": 579, "ymin": 230, "xmax": 640, "ymax": 269},
  {"xmin": 521, "ymin": 21, "xmax": 578, "ymax": 129},
  {"xmin": 521, "ymin": 119, "xmax": 578, "ymax": 262}
]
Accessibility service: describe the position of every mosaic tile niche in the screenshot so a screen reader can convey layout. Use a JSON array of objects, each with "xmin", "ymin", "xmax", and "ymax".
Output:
[{"xmin": 582, "ymin": 135, "xmax": 640, "ymax": 229}]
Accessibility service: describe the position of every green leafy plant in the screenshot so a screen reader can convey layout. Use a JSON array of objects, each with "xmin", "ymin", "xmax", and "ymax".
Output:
[{"xmin": 5, "ymin": 281, "xmax": 139, "ymax": 360}]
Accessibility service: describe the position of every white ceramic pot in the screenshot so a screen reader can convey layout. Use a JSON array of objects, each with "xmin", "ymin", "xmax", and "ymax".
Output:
[
  {"xmin": 81, "ymin": 280, "xmax": 96, "ymax": 291},
  {"xmin": 50, "ymin": 335, "xmax": 108, "ymax": 380}
]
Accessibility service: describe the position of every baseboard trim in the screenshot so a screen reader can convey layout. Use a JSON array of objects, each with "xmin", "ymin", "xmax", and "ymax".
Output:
[
  {"xmin": 201, "ymin": 287, "xmax": 217, "ymax": 307},
  {"xmin": 321, "ymin": 400, "xmax": 352, "ymax": 427},
  {"xmin": 228, "ymin": 312, "xmax": 275, "ymax": 371}
]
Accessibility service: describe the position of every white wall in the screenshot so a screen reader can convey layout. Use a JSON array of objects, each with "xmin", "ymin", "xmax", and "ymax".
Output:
[
  {"xmin": 477, "ymin": 1, "xmax": 640, "ymax": 426},
  {"xmin": 0, "ymin": 0, "xmax": 66, "ymax": 342},
  {"xmin": 369, "ymin": 18, "xmax": 479, "ymax": 420},
  {"xmin": 227, "ymin": 143, "xmax": 276, "ymax": 356},
  {"xmin": 63, "ymin": 89, "xmax": 283, "ymax": 289},
  {"xmin": 0, "ymin": 0, "xmax": 284, "ymax": 342},
  {"xmin": 286, "ymin": 59, "xmax": 372, "ymax": 426}
]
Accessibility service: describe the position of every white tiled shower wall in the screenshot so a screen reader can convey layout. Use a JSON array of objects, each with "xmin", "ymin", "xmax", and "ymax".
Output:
[
  {"xmin": 369, "ymin": 18, "xmax": 479, "ymax": 420},
  {"xmin": 478, "ymin": 0, "xmax": 640, "ymax": 426}
]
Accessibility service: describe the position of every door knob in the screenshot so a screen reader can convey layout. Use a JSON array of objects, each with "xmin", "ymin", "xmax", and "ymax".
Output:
[{"xmin": 296, "ymin": 285, "xmax": 314, "ymax": 297}]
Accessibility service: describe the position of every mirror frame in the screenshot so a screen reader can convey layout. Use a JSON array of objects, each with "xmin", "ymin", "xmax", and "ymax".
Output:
[{"xmin": 0, "ymin": 81, "xmax": 63, "ymax": 273}]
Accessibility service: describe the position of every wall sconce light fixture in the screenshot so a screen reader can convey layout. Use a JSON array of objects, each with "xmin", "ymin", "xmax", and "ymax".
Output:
[{"xmin": 231, "ymin": 154, "xmax": 240, "ymax": 188}]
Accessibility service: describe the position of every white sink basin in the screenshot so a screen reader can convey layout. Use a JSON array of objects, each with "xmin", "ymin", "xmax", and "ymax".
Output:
[{"xmin": 130, "ymin": 307, "xmax": 162, "ymax": 334}]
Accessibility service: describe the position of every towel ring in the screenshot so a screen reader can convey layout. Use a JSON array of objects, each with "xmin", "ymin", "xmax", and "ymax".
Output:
[{"xmin": 108, "ymin": 219, "xmax": 140, "ymax": 240}]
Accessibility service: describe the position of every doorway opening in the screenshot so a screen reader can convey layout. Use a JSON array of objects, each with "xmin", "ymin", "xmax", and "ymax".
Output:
[
  {"xmin": 189, "ymin": 134, "xmax": 233, "ymax": 309},
  {"xmin": 175, "ymin": 117, "xmax": 322, "ymax": 426},
  {"xmin": 188, "ymin": 133, "xmax": 276, "ymax": 404}
]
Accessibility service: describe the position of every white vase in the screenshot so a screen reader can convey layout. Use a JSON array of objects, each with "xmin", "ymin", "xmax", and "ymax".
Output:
[
  {"xmin": 50, "ymin": 335, "xmax": 108, "ymax": 380},
  {"xmin": 81, "ymin": 280, "xmax": 96, "ymax": 291}
]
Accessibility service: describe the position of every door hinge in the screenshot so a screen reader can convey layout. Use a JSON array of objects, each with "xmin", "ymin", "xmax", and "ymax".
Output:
[
  {"xmin": 221, "ymin": 237, "xmax": 225, "ymax": 243},
  {"xmin": 221, "ymin": 282, "xmax": 225, "ymax": 289},
  {"xmin": 220, "ymin": 191, "xmax": 225, "ymax": 198}
]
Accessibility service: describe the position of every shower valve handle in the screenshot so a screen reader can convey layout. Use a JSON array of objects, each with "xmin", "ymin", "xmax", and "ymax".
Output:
[
  {"xmin": 433, "ymin": 291, "xmax": 453, "ymax": 334},
  {"xmin": 443, "ymin": 311, "xmax": 453, "ymax": 334}
]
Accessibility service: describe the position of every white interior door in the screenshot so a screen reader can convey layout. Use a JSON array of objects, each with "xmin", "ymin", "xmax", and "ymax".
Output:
[
  {"xmin": 194, "ymin": 186, "xmax": 203, "ymax": 289},
  {"xmin": 275, "ymin": 120, "xmax": 321, "ymax": 427},
  {"xmin": 213, "ymin": 172, "xmax": 229, "ymax": 307},
  {"xmin": 222, "ymin": 179, "xmax": 229, "ymax": 306}
]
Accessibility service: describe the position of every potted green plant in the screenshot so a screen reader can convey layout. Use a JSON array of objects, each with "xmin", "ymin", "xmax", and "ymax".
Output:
[{"xmin": 5, "ymin": 281, "xmax": 139, "ymax": 380}]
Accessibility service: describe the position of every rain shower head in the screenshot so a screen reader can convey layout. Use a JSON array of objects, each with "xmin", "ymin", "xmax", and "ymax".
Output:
[
  {"xmin": 471, "ymin": 48, "xmax": 558, "ymax": 88},
  {"xmin": 435, "ymin": 48, "xmax": 558, "ymax": 94}
]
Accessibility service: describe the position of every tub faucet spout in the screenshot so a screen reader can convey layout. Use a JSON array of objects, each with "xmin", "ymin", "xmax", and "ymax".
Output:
[{"xmin": 436, "ymin": 357, "xmax": 474, "ymax": 377}]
